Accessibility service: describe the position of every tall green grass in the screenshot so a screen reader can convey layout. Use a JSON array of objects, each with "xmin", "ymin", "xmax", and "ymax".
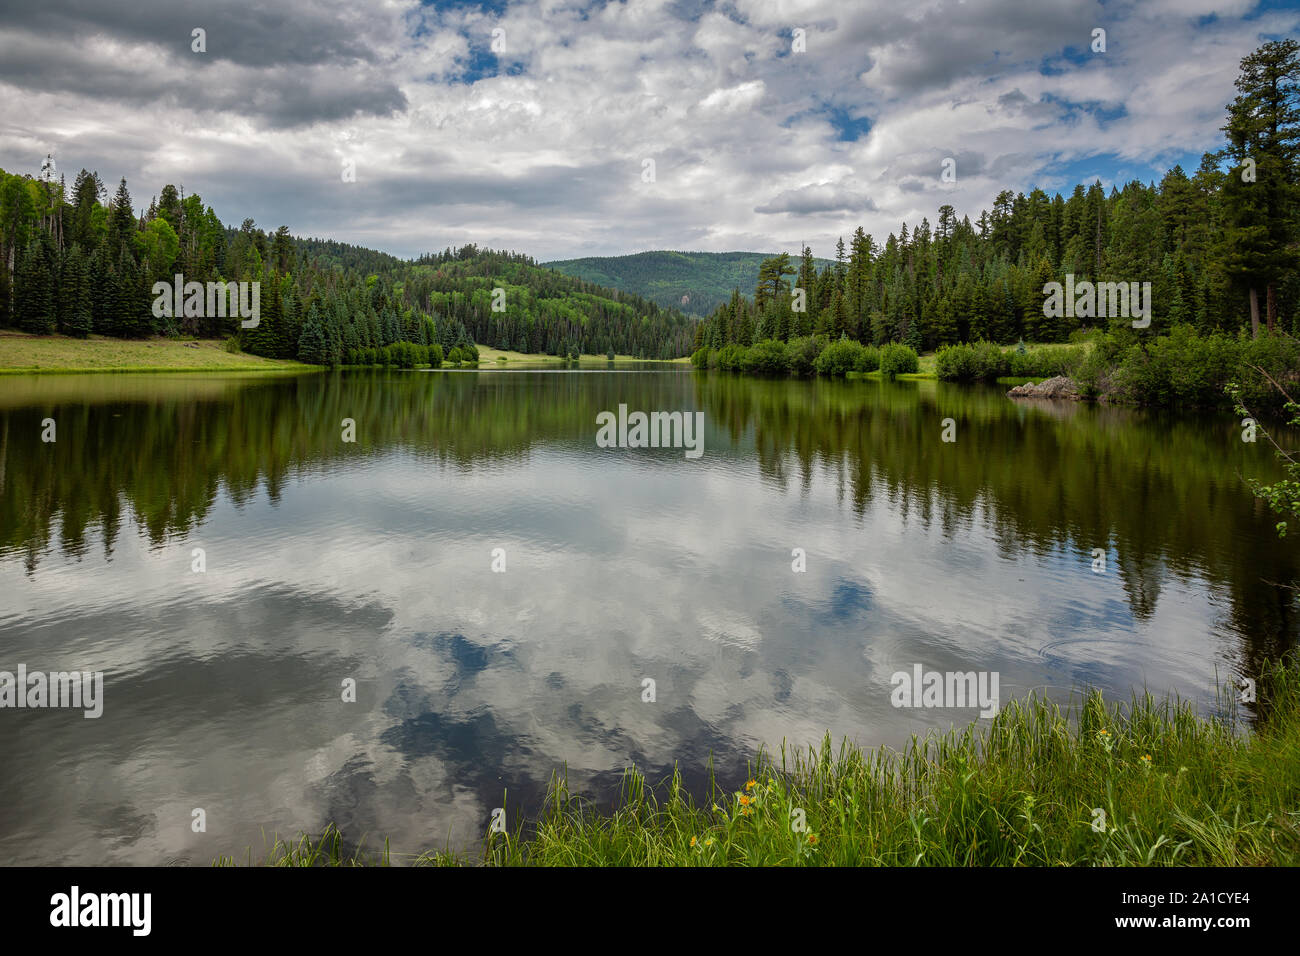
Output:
[{"xmin": 221, "ymin": 656, "xmax": 1300, "ymax": 867}]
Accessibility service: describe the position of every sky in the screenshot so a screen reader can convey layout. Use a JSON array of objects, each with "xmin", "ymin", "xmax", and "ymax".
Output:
[{"xmin": 0, "ymin": 0, "xmax": 1297, "ymax": 262}]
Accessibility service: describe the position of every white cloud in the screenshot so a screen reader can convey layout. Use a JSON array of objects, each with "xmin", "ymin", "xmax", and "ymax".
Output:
[{"xmin": 0, "ymin": 0, "xmax": 1296, "ymax": 260}]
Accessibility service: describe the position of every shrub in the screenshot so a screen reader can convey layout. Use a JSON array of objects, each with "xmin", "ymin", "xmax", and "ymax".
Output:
[
  {"xmin": 814, "ymin": 338, "xmax": 868, "ymax": 376},
  {"xmin": 934, "ymin": 342, "xmax": 990, "ymax": 381},
  {"xmin": 1073, "ymin": 326, "xmax": 1300, "ymax": 410},
  {"xmin": 428, "ymin": 343, "xmax": 443, "ymax": 368},
  {"xmin": 854, "ymin": 344, "xmax": 882, "ymax": 373},
  {"xmin": 1007, "ymin": 345, "xmax": 1085, "ymax": 378},
  {"xmin": 744, "ymin": 339, "xmax": 790, "ymax": 375},
  {"xmin": 785, "ymin": 336, "xmax": 824, "ymax": 377},
  {"xmin": 1106, "ymin": 327, "xmax": 1239, "ymax": 407},
  {"xmin": 935, "ymin": 343, "xmax": 976, "ymax": 381},
  {"xmin": 1238, "ymin": 331, "xmax": 1300, "ymax": 414},
  {"xmin": 223, "ymin": 336, "xmax": 241, "ymax": 354},
  {"xmin": 879, "ymin": 343, "xmax": 919, "ymax": 376},
  {"xmin": 716, "ymin": 343, "xmax": 748, "ymax": 371},
  {"xmin": 971, "ymin": 341, "xmax": 1009, "ymax": 379},
  {"xmin": 381, "ymin": 341, "xmax": 417, "ymax": 369},
  {"xmin": 936, "ymin": 341, "xmax": 1085, "ymax": 382},
  {"xmin": 690, "ymin": 346, "xmax": 712, "ymax": 369},
  {"xmin": 1071, "ymin": 346, "xmax": 1113, "ymax": 400},
  {"xmin": 447, "ymin": 347, "xmax": 464, "ymax": 364}
]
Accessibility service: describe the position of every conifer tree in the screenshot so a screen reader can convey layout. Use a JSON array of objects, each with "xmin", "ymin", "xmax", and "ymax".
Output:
[{"xmin": 15, "ymin": 237, "xmax": 55, "ymax": 334}]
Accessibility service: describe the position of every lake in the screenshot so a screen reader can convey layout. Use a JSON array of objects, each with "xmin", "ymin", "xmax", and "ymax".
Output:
[{"xmin": 0, "ymin": 367, "xmax": 1295, "ymax": 864}]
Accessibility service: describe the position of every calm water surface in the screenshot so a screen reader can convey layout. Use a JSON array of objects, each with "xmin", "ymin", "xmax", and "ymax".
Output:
[{"xmin": 0, "ymin": 367, "xmax": 1295, "ymax": 864}]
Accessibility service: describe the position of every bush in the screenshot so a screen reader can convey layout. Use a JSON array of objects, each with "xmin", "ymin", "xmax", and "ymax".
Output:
[
  {"xmin": 785, "ymin": 336, "xmax": 825, "ymax": 377},
  {"xmin": 1238, "ymin": 332, "xmax": 1300, "ymax": 414},
  {"xmin": 853, "ymin": 344, "xmax": 881, "ymax": 373},
  {"xmin": 428, "ymin": 343, "xmax": 443, "ymax": 368},
  {"xmin": 936, "ymin": 343, "xmax": 977, "ymax": 381},
  {"xmin": 744, "ymin": 339, "xmax": 790, "ymax": 375},
  {"xmin": 1071, "ymin": 346, "xmax": 1113, "ymax": 400},
  {"xmin": 381, "ymin": 341, "xmax": 417, "ymax": 368},
  {"xmin": 1107, "ymin": 327, "xmax": 1239, "ymax": 407},
  {"xmin": 223, "ymin": 336, "xmax": 241, "ymax": 354},
  {"xmin": 1008, "ymin": 345, "xmax": 1085, "ymax": 379},
  {"xmin": 690, "ymin": 346, "xmax": 712, "ymax": 369},
  {"xmin": 814, "ymin": 338, "xmax": 869, "ymax": 376},
  {"xmin": 935, "ymin": 341, "xmax": 1085, "ymax": 382},
  {"xmin": 1073, "ymin": 326, "xmax": 1298, "ymax": 410},
  {"xmin": 879, "ymin": 343, "xmax": 919, "ymax": 376},
  {"xmin": 447, "ymin": 347, "xmax": 464, "ymax": 364},
  {"xmin": 716, "ymin": 343, "xmax": 748, "ymax": 371}
]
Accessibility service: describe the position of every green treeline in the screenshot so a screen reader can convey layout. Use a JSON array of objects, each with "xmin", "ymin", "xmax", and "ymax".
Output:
[
  {"xmin": 0, "ymin": 181, "xmax": 697, "ymax": 364},
  {"xmin": 691, "ymin": 40, "xmax": 1300, "ymax": 404}
]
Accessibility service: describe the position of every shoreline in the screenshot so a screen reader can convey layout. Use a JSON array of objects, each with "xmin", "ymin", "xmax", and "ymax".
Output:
[{"xmin": 0, "ymin": 332, "xmax": 692, "ymax": 374}]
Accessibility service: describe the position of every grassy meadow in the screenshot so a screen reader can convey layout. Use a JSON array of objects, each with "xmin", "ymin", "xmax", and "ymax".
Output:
[
  {"xmin": 0, "ymin": 331, "xmax": 310, "ymax": 373},
  {"xmin": 0, "ymin": 332, "xmax": 693, "ymax": 373}
]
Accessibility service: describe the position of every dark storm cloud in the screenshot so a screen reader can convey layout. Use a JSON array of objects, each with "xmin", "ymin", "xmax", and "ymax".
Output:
[
  {"xmin": 826, "ymin": 0, "xmax": 1104, "ymax": 97},
  {"xmin": 0, "ymin": 0, "xmax": 408, "ymax": 126},
  {"xmin": 0, "ymin": 0, "xmax": 386, "ymax": 68}
]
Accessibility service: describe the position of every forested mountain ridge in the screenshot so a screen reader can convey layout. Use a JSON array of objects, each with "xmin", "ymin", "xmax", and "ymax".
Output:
[
  {"xmin": 544, "ymin": 250, "xmax": 833, "ymax": 317},
  {"xmin": 0, "ymin": 173, "xmax": 698, "ymax": 363}
]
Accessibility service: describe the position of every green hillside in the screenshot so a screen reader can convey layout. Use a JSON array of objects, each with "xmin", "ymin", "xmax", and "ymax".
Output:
[
  {"xmin": 0, "ymin": 162, "xmax": 700, "ymax": 362},
  {"xmin": 544, "ymin": 250, "xmax": 833, "ymax": 317}
]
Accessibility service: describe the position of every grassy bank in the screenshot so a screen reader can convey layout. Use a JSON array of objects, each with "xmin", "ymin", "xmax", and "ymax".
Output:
[
  {"xmin": 0, "ymin": 331, "xmax": 311, "ymax": 373},
  {"xmin": 473, "ymin": 346, "xmax": 691, "ymax": 365},
  {"xmin": 224, "ymin": 656, "xmax": 1300, "ymax": 867},
  {"xmin": 0, "ymin": 332, "xmax": 690, "ymax": 374}
]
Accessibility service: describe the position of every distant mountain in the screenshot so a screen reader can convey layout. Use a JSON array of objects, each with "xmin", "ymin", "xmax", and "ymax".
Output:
[{"xmin": 543, "ymin": 250, "xmax": 833, "ymax": 317}]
